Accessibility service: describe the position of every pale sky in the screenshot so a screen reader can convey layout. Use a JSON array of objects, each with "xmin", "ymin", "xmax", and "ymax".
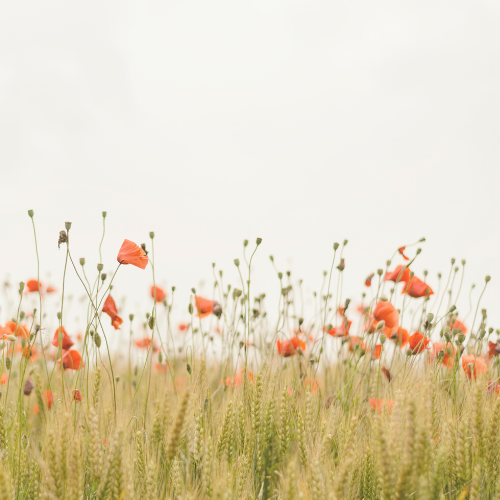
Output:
[{"xmin": 0, "ymin": 1, "xmax": 499, "ymax": 333}]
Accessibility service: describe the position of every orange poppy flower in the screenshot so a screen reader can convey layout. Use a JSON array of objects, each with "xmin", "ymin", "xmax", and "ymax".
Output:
[
  {"xmin": 462, "ymin": 354, "xmax": 487, "ymax": 380},
  {"xmin": 117, "ymin": 239, "xmax": 149, "ymax": 269},
  {"xmin": 46, "ymin": 286, "xmax": 57, "ymax": 293},
  {"xmin": 0, "ymin": 374, "xmax": 8, "ymax": 385},
  {"xmin": 33, "ymin": 405, "xmax": 39, "ymax": 415},
  {"xmin": 51, "ymin": 326, "xmax": 75, "ymax": 350},
  {"xmin": 178, "ymin": 323, "xmax": 189, "ymax": 332},
  {"xmin": 488, "ymin": 342, "xmax": 500, "ymax": 359},
  {"xmin": 151, "ymin": 285, "xmax": 167, "ymax": 303},
  {"xmin": 102, "ymin": 295, "xmax": 123, "ymax": 330},
  {"xmin": 72, "ymin": 389, "xmax": 83, "ymax": 402},
  {"xmin": 389, "ymin": 327, "xmax": 409, "ymax": 348},
  {"xmin": 486, "ymin": 380, "xmax": 500, "ymax": 394},
  {"xmin": 59, "ymin": 350, "xmax": 84, "ymax": 370},
  {"xmin": 370, "ymin": 398, "xmax": 395, "ymax": 414},
  {"xmin": 450, "ymin": 319, "xmax": 467, "ymax": 335},
  {"xmin": 431, "ymin": 342, "xmax": 456, "ymax": 368},
  {"xmin": 194, "ymin": 296, "xmax": 214, "ymax": 318},
  {"xmin": 402, "ymin": 276, "xmax": 434, "ymax": 298},
  {"xmin": 5, "ymin": 320, "xmax": 29, "ymax": 340},
  {"xmin": 223, "ymin": 369, "xmax": 255, "ymax": 388},
  {"xmin": 22, "ymin": 344, "xmax": 36, "ymax": 360},
  {"xmin": 304, "ymin": 377, "xmax": 320, "ymax": 393},
  {"xmin": 365, "ymin": 273, "xmax": 374, "ymax": 287},
  {"xmin": 408, "ymin": 331, "xmax": 430, "ymax": 354},
  {"xmin": 44, "ymin": 390, "xmax": 53, "ymax": 409},
  {"xmin": 325, "ymin": 320, "xmax": 352, "ymax": 337},
  {"xmin": 372, "ymin": 344, "xmax": 383, "ymax": 360},
  {"xmin": 373, "ymin": 301, "xmax": 399, "ymax": 330},
  {"xmin": 398, "ymin": 247, "xmax": 410, "ymax": 261},
  {"xmin": 154, "ymin": 362, "xmax": 168, "ymax": 372},
  {"xmin": 26, "ymin": 279, "xmax": 43, "ymax": 293},
  {"xmin": 348, "ymin": 336, "xmax": 364, "ymax": 352},
  {"xmin": 276, "ymin": 337, "xmax": 306, "ymax": 357},
  {"xmin": 385, "ymin": 265, "xmax": 411, "ymax": 284}
]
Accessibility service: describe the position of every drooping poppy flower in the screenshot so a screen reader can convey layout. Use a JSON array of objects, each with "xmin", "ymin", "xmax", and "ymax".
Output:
[
  {"xmin": 402, "ymin": 276, "xmax": 434, "ymax": 298},
  {"xmin": 116, "ymin": 239, "xmax": 149, "ymax": 269},
  {"xmin": 72, "ymin": 389, "xmax": 83, "ymax": 402},
  {"xmin": 381, "ymin": 366, "xmax": 391, "ymax": 382},
  {"xmin": 0, "ymin": 374, "xmax": 8, "ymax": 385},
  {"xmin": 59, "ymin": 350, "xmax": 84, "ymax": 370},
  {"xmin": 385, "ymin": 265, "xmax": 411, "ymax": 284},
  {"xmin": 389, "ymin": 327, "xmax": 409, "ymax": 348},
  {"xmin": 276, "ymin": 337, "xmax": 306, "ymax": 357},
  {"xmin": 43, "ymin": 390, "xmax": 53, "ymax": 409},
  {"xmin": 408, "ymin": 331, "xmax": 431, "ymax": 354},
  {"xmin": 450, "ymin": 319, "xmax": 467, "ymax": 335},
  {"xmin": 365, "ymin": 273, "xmax": 374, "ymax": 287},
  {"xmin": 194, "ymin": 296, "xmax": 221, "ymax": 318},
  {"xmin": 102, "ymin": 295, "xmax": 123, "ymax": 330},
  {"xmin": 51, "ymin": 326, "xmax": 75, "ymax": 350},
  {"xmin": 303, "ymin": 377, "xmax": 320, "ymax": 393},
  {"xmin": 398, "ymin": 247, "xmax": 410, "ymax": 261},
  {"xmin": 326, "ymin": 320, "xmax": 352, "ymax": 337},
  {"xmin": 431, "ymin": 342, "xmax": 456, "ymax": 368},
  {"xmin": 151, "ymin": 285, "xmax": 167, "ymax": 303},
  {"xmin": 370, "ymin": 398, "xmax": 395, "ymax": 414},
  {"xmin": 26, "ymin": 279, "xmax": 43, "ymax": 293},
  {"xmin": 488, "ymin": 342, "xmax": 500, "ymax": 359},
  {"xmin": 5, "ymin": 320, "xmax": 29, "ymax": 340},
  {"xmin": 373, "ymin": 301, "xmax": 399, "ymax": 330},
  {"xmin": 462, "ymin": 354, "xmax": 488, "ymax": 380}
]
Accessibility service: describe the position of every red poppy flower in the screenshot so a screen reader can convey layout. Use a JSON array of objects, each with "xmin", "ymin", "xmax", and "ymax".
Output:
[
  {"xmin": 431, "ymin": 342, "xmax": 456, "ymax": 368},
  {"xmin": 26, "ymin": 279, "xmax": 43, "ymax": 293},
  {"xmin": 489, "ymin": 342, "xmax": 500, "ymax": 359},
  {"xmin": 462, "ymin": 354, "xmax": 487, "ymax": 380},
  {"xmin": 304, "ymin": 377, "xmax": 320, "ymax": 393},
  {"xmin": 370, "ymin": 398, "xmax": 395, "ymax": 414},
  {"xmin": 276, "ymin": 337, "xmax": 306, "ymax": 357},
  {"xmin": 5, "ymin": 320, "xmax": 29, "ymax": 340},
  {"xmin": 178, "ymin": 323, "xmax": 189, "ymax": 332},
  {"xmin": 373, "ymin": 301, "xmax": 399, "ymax": 330},
  {"xmin": 194, "ymin": 296, "xmax": 214, "ymax": 318},
  {"xmin": 151, "ymin": 285, "xmax": 167, "ymax": 303},
  {"xmin": 102, "ymin": 295, "xmax": 123, "ymax": 330},
  {"xmin": 59, "ymin": 350, "xmax": 84, "ymax": 370},
  {"xmin": 0, "ymin": 374, "xmax": 8, "ymax": 385},
  {"xmin": 117, "ymin": 239, "xmax": 149, "ymax": 269},
  {"xmin": 348, "ymin": 336, "xmax": 364, "ymax": 352},
  {"xmin": 385, "ymin": 265, "xmax": 411, "ymax": 284},
  {"xmin": 51, "ymin": 326, "xmax": 75, "ymax": 350},
  {"xmin": 223, "ymin": 369, "xmax": 255, "ymax": 388},
  {"xmin": 44, "ymin": 390, "xmax": 54, "ymax": 409},
  {"xmin": 22, "ymin": 344, "xmax": 36, "ymax": 360},
  {"xmin": 408, "ymin": 331, "xmax": 430, "ymax": 354},
  {"xmin": 450, "ymin": 319, "xmax": 467, "ymax": 335},
  {"xmin": 33, "ymin": 405, "xmax": 39, "ymax": 415},
  {"xmin": 135, "ymin": 338, "xmax": 159, "ymax": 351},
  {"xmin": 486, "ymin": 380, "xmax": 500, "ymax": 394},
  {"xmin": 154, "ymin": 363, "xmax": 168, "ymax": 372},
  {"xmin": 365, "ymin": 273, "xmax": 374, "ymax": 287},
  {"xmin": 398, "ymin": 247, "xmax": 410, "ymax": 261},
  {"xmin": 326, "ymin": 320, "xmax": 352, "ymax": 337},
  {"xmin": 402, "ymin": 276, "xmax": 434, "ymax": 298},
  {"xmin": 389, "ymin": 327, "xmax": 409, "ymax": 348},
  {"xmin": 72, "ymin": 389, "xmax": 83, "ymax": 402},
  {"xmin": 46, "ymin": 286, "xmax": 57, "ymax": 293},
  {"xmin": 372, "ymin": 344, "xmax": 383, "ymax": 360}
]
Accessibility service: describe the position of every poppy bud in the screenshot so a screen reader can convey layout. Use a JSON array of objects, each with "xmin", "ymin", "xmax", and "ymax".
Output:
[
  {"xmin": 188, "ymin": 304, "xmax": 193, "ymax": 314},
  {"xmin": 437, "ymin": 350, "xmax": 445, "ymax": 359},
  {"xmin": 243, "ymin": 239, "xmax": 248, "ymax": 247},
  {"xmin": 149, "ymin": 232, "xmax": 155, "ymax": 239},
  {"xmin": 187, "ymin": 363, "xmax": 191, "ymax": 375},
  {"xmin": 427, "ymin": 313, "xmax": 434, "ymax": 322},
  {"xmin": 438, "ymin": 273, "xmax": 442, "ymax": 279},
  {"xmin": 376, "ymin": 321, "xmax": 385, "ymax": 330},
  {"xmin": 97, "ymin": 263, "xmax": 103, "ymax": 272},
  {"xmin": 406, "ymin": 349, "xmax": 412, "ymax": 356},
  {"xmin": 234, "ymin": 259, "xmax": 240, "ymax": 267},
  {"xmin": 256, "ymin": 238, "xmax": 262, "ymax": 245},
  {"xmin": 65, "ymin": 221, "xmax": 72, "ymax": 231},
  {"xmin": 79, "ymin": 258, "xmax": 85, "ymax": 266},
  {"xmin": 269, "ymin": 255, "xmax": 274, "ymax": 262},
  {"xmin": 386, "ymin": 260, "xmax": 391, "ymax": 267},
  {"xmin": 212, "ymin": 302, "xmax": 222, "ymax": 318},
  {"xmin": 337, "ymin": 259, "xmax": 345, "ymax": 272},
  {"xmin": 28, "ymin": 209, "xmax": 34, "ymax": 218},
  {"xmin": 333, "ymin": 242, "xmax": 339, "ymax": 250},
  {"xmin": 6, "ymin": 335, "xmax": 15, "ymax": 343},
  {"xmin": 20, "ymin": 312, "xmax": 25, "ymax": 320},
  {"xmin": 57, "ymin": 312, "xmax": 62, "ymax": 320},
  {"xmin": 298, "ymin": 317, "xmax": 304, "ymax": 326},
  {"xmin": 102, "ymin": 211, "xmax": 107, "ymax": 218},
  {"xmin": 377, "ymin": 269, "xmax": 383, "ymax": 276},
  {"xmin": 172, "ymin": 286, "xmax": 176, "ymax": 292},
  {"xmin": 310, "ymin": 358, "xmax": 316, "ymax": 365},
  {"xmin": 129, "ymin": 314, "xmax": 134, "ymax": 321},
  {"xmin": 485, "ymin": 275, "xmax": 491, "ymax": 283},
  {"xmin": 101, "ymin": 273, "xmax": 107, "ymax": 281},
  {"xmin": 380, "ymin": 334, "xmax": 386, "ymax": 345},
  {"xmin": 94, "ymin": 332, "xmax": 101, "ymax": 348},
  {"xmin": 116, "ymin": 377, "xmax": 120, "ymax": 383},
  {"xmin": 380, "ymin": 296, "xmax": 388, "ymax": 302},
  {"xmin": 278, "ymin": 272, "xmax": 283, "ymax": 280},
  {"xmin": 454, "ymin": 267, "xmax": 459, "ymax": 273},
  {"xmin": 446, "ymin": 347, "xmax": 453, "ymax": 355},
  {"xmin": 457, "ymin": 333, "xmax": 465, "ymax": 344},
  {"xmin": 343, "ymin": 239, "xmax": 348, "ymax": 246},
  {"xmin": 423, "ymin": 270, "xmax": 428, "ymax": 276},
  {"xmin": 148, "ymin": 316, "xmax": 155, "ymax": 330},
  {"xmin": 444, "ymin": 333, "xmax": 452, "ymax": 342},
  {"xmin": 6, "ymin": 357, "xmax": 11, "ymax": 369},
  {"xmin": 449, "ymin": 305, "xmax": 456, "ymax": 313},
  {"xmin": 468, "ymin": 362, "xmax": 474, "ymax": 372},
  {"xmin": 19, "ymin": 282, "xmax": 25, "ymax": 294},
  {"xmin": 479, "ymin": 329, "xmax": 486, "ymax": 339},
  {"xmin": 416, "ymin": 248, "xmax": 421, "ymax": 255}
]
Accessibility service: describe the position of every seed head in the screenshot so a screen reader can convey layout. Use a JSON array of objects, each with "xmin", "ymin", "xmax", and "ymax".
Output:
[
  {"xmin": 97, "ymin": 263, "xmax": 103, "ymax": 272},
  {"xmin": 333, "ymin": 242, "xmax": 339, "ymax": 250},
  {"xmin": 234, "ymin": 259, "xmax": 240, "ymax": 267},
  {"xmin": 28, "ymin": 210, "xmax": 34, "ymax": 218},
  {"xmin": 256, "ymin": 237, "xmax": 262, "ymax": 245},
  {"xmin": 102, "ymin": 211, "xmax": 107, "ymax": 218},
  {"xmin": 149, "ymin": 231, "xmax": 155, "ymax": 239},
  {"xmin": 58, "ymin": 230, "xmax": 67, "ymax": 248},
  {"xmin": 79, "ymin": 257, "xmax": 85, "ymax": 266},
  {"xmin": 65, "ymin": 221, "xmax": 72, "ymax": 231}
]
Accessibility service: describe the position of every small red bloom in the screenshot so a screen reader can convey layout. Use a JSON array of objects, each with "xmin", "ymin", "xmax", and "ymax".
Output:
[
  {"xmin": 72, "ymin": 389, "xmax": 83, "ymax": 402},
  {"xmin": 372, "ymin": 344, "xmax": 383, "ymax": 360},
  {"xmin": 151, "ymin": 285, "xmax": 167, "ymax": 303},
  {"xmin": 276, "ymin": 337, "xmax": 306, "ymax": 357},
  {"xmin": 431, "ymin": 342, "xmax": 456, "ymax": 368},
  {"xmin": 178, "ymin": 323, "xmax": 189, "ymax": 332},
  {"xmin": 365, "ymin": 273, "xmax": 374, "ymax": 287},
  {"xmin": 385, "ymin": 265, "xmax": 411, "ymax": 284},
  {"xmin": 59, "ymin": 350, "xmax": 84, "ymax": 370},
  {"xmin": 348, "ymin": 336, "xmax": 364, "ymax": 352},
  {"xmin": 389, "ymin": 327, "xmax": 409, "ymax": 348},
  {"xmin": 370, "ymin": 398, "xmax": 395, "ymax": 414},
  {"xmin": 194, "ymin": 296, "xmax": 214, "ymax": 318},
  {"xmin": 408, "ymin": 331, "xmax": 430, "ymax": 354},
  {"xmin": 326, "ymin": 320, "xmax": 352, "ymax": 337},
  {"xmin": 373, "ymin": 301, "xmax": 399, "ymax": 330},
  {"xmin": 5, "ymin": 320, "xmax": 29, "ymax": 340},
  {"xmin": 52, "ymin": 326, "xmax": 75, "ymax": 350},
  {"xmin": 402, "ymin": 276, "xmax": 434, "ymax": 298},
  {"xmin": 398, "ymin": 247, "xmax": 410, "ymax": 261},
  {"xmin": 450, "ymin": 319, "xmax": 467, "ymax": 335},
  {"xmin": 304, "ymin": 377, "xmax": 320, "ymax": 393},
  {"xmin": 46, "ymin": 286, "xmax": 57, "ymax": 293},
  {"xmin": 44, "ymin": 390, "xmax": 54, "ymax": 409},
  {"xmin": 26, "ymin": 279, "xmax": 43, "ymax": 293},
  {"xmin": 0, "ymin": 374, "xmax": 8, "ymax": 385},
  {"xmin": 117, "ymin": 239, "xmax": 148, "ymax": 269},
  {"xmin": 102, "ymin": 295, "xmax": 123, "ymax": 330},
  {"xmin": 462, "ymin": 354, "xmax": 487, "ymax": 380}
]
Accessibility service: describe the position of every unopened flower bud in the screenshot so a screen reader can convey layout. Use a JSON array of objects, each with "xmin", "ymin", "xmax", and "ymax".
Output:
[
  {"xmin": 269, "ymin": 255, "xmax": 274, "ymax": 262},
  {"xmin": 278, "ymin": 272, "xmax": 283, "ymax": 280},
  {"xmin": 28, "ymin": 210, "xmax": 34, "ymax": 218},
  {"xmin": 416, "ymin": 248, "xmax": 421, "ymax": 254},
  {"xmin": 457, "ymin": 333, "xmax": 465, "ymax": 344},
  {"xmin": 65, "ymin": 221, "xmax": 72, "ymax": 231},
  {"xmin": 188, "ymin": 304, "xmax": 193, "ymax": 314},
  {"xmin": 343, "ymin": 239, "xmax": 348, "ymax": 246},
  {"xmin": 380, "ymin": 334, "xmax": 386, "ymax": 345},
  {"xmin": 449, "ymin": 305, "xmax": 456, "ymax": 313},
  {"xmin": 333, "ymin": 242, "xmax": 339, "ymax": 250},
  {"xmin": 485, "ymin": 275, "xmax": 491, "ymax": 283},
  {"xmin": 94, "ymin": 332, "xmax": 101, "ymax": 348},
  {"xmin": 19, "ymin": 282, "xmax": 25, "ymax": 293},
  {"xmin": 102, "ymin": 211, "xmax": 107, "ymax": 218},
  {"xmin": 256, "ymin": 237, "xmax": 262, "ymax": 245},
  {"xmin": 380, "ymin": 295, "xmax": 388, "ymax": 302},
  {"xmin": 149, "ymin": 231, "xmax": 155, "ymax": 239},
  {"xmin": 234, "ymin": 259, "xmax": 240, "ymax": 267},
  {"xmin": 129, "ymin": 314, "xmax": 134, "ymax": 321},
  {"xmin": 97, "ymin": 263, "xmax": 103, "ymax": 272},
  {"xmin": 79, "ymin": 257, "xmax": 85, "ymax": 266},
  {"xmin": 6, "ymin": 357, "xmax": 11, "ymax": 369},
  {"xmin": 427, "ymin": 313, "xmax": 434, "ymax": 322},
  {"xmin": 243, "ymin": 239, "xmax": 248, "ymax": 247},
  {"xmin": 444, "ymin": 333, "xmax": 452, "ymax": 342},
  {"xmin": 186, "ymin": 363, "xmax": 192, "ymax": 375},
  {"xmin": 376, "ymin": 320, "xmax": 385, "ymax": 330},
  {"xmin": 57, "ymin": 312, "xmax": 62, "ymax": 320},
  {"xmin": 337, "ymin": 258, "xmax": 345, "ymax": 271},
  {"xmin": 377, "ymin": 269, "xmax": 383, "ymax": 276}
]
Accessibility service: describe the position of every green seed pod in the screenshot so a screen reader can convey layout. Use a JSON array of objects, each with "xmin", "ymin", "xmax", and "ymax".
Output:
[
  {"xmin": 28, "ymin": 209, "xmax": 34, "ymax": 218},
  {"xmin": 79, "ymin": 257, "xmax": 85, "ymax": 266},
  {"xmin": 188, "ymin": 304, "xmax": 193, "ymax": 314},
  {"xmin": 6, "ymin": 357, "xmax": 11, "ymax": 370},
  {"xmin": 148, "ymin": 316, "xmax": 155, "ymax": 330},
  {"xmin": 94, "ymin": 332, "xmax": 102, "ymax": 348},
  {"xmin": 187, "ymin": 363, "xmax": 192, "ymax": 375}
]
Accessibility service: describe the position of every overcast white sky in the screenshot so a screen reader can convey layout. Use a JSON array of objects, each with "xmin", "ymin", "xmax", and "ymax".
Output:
[{"xmin": 0, "ymin": 1, "xmax": 499, "ymax": 332}]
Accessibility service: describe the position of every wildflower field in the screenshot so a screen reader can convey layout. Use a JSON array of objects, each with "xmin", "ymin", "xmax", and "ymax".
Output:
[{"xmin": 0, "ymin": 211, "xmax": 499, "ymax": 500}]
